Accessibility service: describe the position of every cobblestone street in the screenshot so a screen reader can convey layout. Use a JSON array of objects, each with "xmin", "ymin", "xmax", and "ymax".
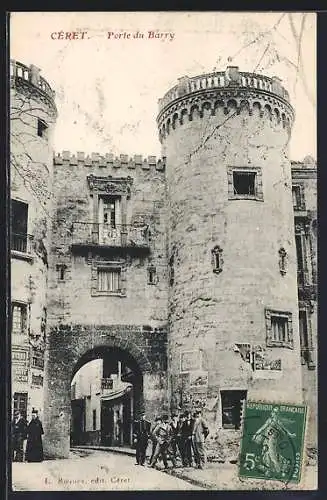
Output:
[
  {"xmin": 11, "ymin": 449, "xmax": 203, "ymax": 491},
  {"xmin": 11, "ymin": 448, "xmax": 317, "ymax": 491}
]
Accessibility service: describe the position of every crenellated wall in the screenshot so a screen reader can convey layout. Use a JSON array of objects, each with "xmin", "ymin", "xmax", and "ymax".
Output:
[
  {"xmin": 54, "ymin": 151, "xmax": 166, "ymax": 171},
  {"xmin": 157, "ymin": 67, "xmax": 294, "ymax": 143}
]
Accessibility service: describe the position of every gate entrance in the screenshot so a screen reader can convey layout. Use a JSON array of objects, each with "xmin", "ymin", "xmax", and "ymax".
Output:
[{"xmin": 70, "ymin": 346, "xmax": 143, "ymax": 448}]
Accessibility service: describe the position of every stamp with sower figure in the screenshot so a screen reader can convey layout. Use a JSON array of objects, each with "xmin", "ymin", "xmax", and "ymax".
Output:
[{"xmin": 239, "ymin": 401, "xmax": 307, "ymax": 484}]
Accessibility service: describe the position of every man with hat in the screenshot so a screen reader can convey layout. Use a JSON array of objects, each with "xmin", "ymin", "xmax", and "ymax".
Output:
[
  {"xmin": 149, "ymin": 415, "xmax": 162, "ymax": 464},
  {"xmin": 181, "ymin": 410, "xmax": 194, "ymax": 467},
  {"xmin": 192, "ymin": 409, "xmax": 209, "ymax": 469},
  {"xmin": 150, "ymin": 414, "xmax": 176, "ymax": 469},
  {"xmin": 132, "ymin": 411, "xmax": 151, "ymax": 466},
  {"xmin": 11, "ymin": 410, "xmax": 27, "ymax": 462}
]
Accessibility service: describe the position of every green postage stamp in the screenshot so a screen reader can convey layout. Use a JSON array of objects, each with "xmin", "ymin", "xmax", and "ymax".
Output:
[{"xmin": 239, "ymin": 401, "xmax": 307, "ymax": 483}]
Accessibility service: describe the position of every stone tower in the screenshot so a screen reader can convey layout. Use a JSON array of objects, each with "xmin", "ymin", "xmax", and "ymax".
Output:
[
  {"xmin": 10, "ymin": 61, "xmax": 57, "ymax": 420},
  {"xmin": 157, "ymin": 66, "xmax": 303, "ymax": 432}
]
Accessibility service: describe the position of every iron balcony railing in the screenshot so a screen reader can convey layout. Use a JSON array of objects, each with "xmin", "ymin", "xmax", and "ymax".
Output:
[
  {"xmin": 71, "ymin": 222, "xmax": 150, "ymax": 249},
  {"xmin": 11, "ymin": 233, "xmax": 33, "ymax": 254}
]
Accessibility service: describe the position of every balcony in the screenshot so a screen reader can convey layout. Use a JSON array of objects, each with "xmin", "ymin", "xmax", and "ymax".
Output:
[
  {"xmin": 11, "ymin": 233, "xmax": 34, "ymax": 262},
  {"xmin": 71, "ymin": 223, "xmax": 151, "ymax": 255}
]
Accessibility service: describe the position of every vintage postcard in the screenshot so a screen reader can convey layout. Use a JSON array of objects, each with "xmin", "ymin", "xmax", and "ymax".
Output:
[{"xmin": 9, "ymin": 11, "xmax": 317, "ymax": 491}]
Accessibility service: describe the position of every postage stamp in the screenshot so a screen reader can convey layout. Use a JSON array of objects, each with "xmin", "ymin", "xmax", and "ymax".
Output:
[{"xmin": 239, "ymin": 401, "xmax": 308, "ymax": 484}]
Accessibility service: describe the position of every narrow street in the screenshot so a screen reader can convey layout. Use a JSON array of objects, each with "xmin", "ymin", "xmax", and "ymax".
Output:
[{"xmin": 11, "ymin": 449, "xmax": 203, "ymax": 491}]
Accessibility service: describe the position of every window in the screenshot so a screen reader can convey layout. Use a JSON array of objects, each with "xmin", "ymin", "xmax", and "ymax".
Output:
[
  {"xmin": 292, "ymin": 186, "xmax": 301, "ymax": 208},
  {"xmin": 227, "ymin": 167, "xmax": 263, "ymax": 201},
  {"xmin": 299, "ymin": 310, "xmax": 315, "ymax": 369},
  {"xmin": 299, "ymin": 310, "xmax": 309, "ymax": 363},
  {"xmin": 11, "ymin": 200, "xmax": 28, "ymax": 253},
  {"xmin": 271, "ymin": 316, "xmax": 289, "ymax": 342},
  {"xmin": 169, "ymin": 255, "xmax": 175, "ymax": 286},
  {"xmin": 212, "ymin": 246, "xmax": 223, "ymax": 274},
  {"xmin": 31, "ymin": 374, "xmax": 43, "ymax": 386},
  {"xmin": 221, "ymin": 390, "xmax": 247, "ymax": 430},
  {"xmin": 292, "ymin": 185, "xmax": 305, "ymax": 210},
  {"xmin": 91, "ymin": 260, "xmax": 126, "ymax": 297},
  {"xmin": 97, "ymin": 268, "xmax": 121, "ymax": 292},
  {"xmin": 99, "ymin": 196, "xmax": 121, "ymax": 229},
  {"xmin": 11, "ymin": 303, "xmax": 28, "ymax": 336},
  {"xmin": 265, "ymin": 309, "xmax": 293, "ymax": 348},
  {"xmin": 233, "ymin": 172, "xmax": 256, "ymax": 195},
  {"xmin": 148, "ymin": 266, "xmax": 157, "ymax": 285},
  {"xmin": 13, "ymin": 392, "xmax": 28, "ymax": 417},
  {"xmin": 295, "ymin": 232, "xmax": 307, "ymax": 286},
  {"xmin": 56, "ymin": 264, "xmax": 66, "ymax": 281},
  {"xmin": 103, "ymin": 196, "xmax": 117, "ymax": 228},
  {"xmin": 32, "ymin": 351, "xmax": 44, "ymax": 369},
  {"xmin": 93, "ymin": 409, "xmax": 97, "ymax": 431},
  {"xmin": 37, "ymin": 118, "xmax": 48, "ymax": 138}
]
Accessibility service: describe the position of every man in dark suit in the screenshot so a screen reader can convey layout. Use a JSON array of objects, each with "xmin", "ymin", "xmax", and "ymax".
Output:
[
  {"xmin": 12, "ymin": 411, "xmax": 27, "ymax": 462},
  {"xmin": 170, "ymin": 413, "xmax": 184, "ymax": 466},
  {"xmin": 181, "ymin": 411, "xmax": 194, "ymax": 467},
  {"xmin": 133, "ymin": 412, "xmax": 151, "ymax": 466}
]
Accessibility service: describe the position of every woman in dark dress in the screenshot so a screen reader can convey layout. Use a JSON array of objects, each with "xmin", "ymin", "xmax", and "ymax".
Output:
[{"xmin": 25, "ymin": 410, "xmax": 44, "ymax": 462}]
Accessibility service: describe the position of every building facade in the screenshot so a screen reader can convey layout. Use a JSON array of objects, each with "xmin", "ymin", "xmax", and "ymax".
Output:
[
  {"xmin": 10, "ymin": 61, "xmax": 57, "ymax": 422},
  {"xmin": 10, "ymin": 62, "xmax": 317, "ymax": 458},
  {"xmin": 291, "ymin": 157, "xmax": 317, "ymax": 447}
]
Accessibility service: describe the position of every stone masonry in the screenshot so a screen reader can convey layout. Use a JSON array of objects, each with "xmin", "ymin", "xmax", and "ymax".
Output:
[
  {"xmin": 44, "ymin": 154, "xmax": 169, "ymax": 457},
  {"xmin": 10, "ymin": 61, "xmax": 317, "ymax": 459},
  {"xmin": 157, "ymin": 67, "xmax": 306, "ymax": 442}
]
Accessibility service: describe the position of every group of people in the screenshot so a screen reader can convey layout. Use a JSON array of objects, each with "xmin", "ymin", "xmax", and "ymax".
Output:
[
  {"xmin": 133, "ymin": 409, "xmax": 209, "ymax": 470},
  {"xmin": 11, "ymin": 409, "xmax": 44, "ymax": 463}
]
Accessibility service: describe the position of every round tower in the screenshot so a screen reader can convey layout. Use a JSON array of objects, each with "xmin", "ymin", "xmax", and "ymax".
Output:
[
  {"xmin": 157, "ymin": 66, "xmax": 303, "ymax": 431},
  {"xmin": 10, "ymin": 60, "xmax": 57, "ymax": 421}
]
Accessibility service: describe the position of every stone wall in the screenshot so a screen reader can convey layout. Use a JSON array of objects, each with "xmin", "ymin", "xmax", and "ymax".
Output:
[
  {"xmin": 44, "ymin": 153, "xmax": 169, "ymax": 457},
  {"xmin": 10, "ymin": 65, "xmax": 57, "ymax": 419},
  {"xmin": 43, "ymin": 324, "xmax": 168, "ymax": 458}
]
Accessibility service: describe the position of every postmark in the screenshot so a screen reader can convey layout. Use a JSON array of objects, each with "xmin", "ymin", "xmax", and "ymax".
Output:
[{"xmin": 239, "ymin": 401, "xmax": 307, "ymax": 484}]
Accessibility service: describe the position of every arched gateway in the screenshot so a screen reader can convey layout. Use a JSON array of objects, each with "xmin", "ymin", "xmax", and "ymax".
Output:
[{"xmin": 43, "ymin": 325, "xmax": 167, "ymax": 459}]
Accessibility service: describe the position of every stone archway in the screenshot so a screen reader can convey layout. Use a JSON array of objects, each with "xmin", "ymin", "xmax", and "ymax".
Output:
[
  {"xmin": 43, "ymin": 324, "xmax": 167, "ymax": 459},
  {"xmin": 70, "ymin": 345, "xmax": 144, "ymax": 449}
]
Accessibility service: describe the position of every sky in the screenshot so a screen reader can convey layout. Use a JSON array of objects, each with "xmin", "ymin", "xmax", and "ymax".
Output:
[{"xmin": 10, "ymin": 12, "xmax": 316, "ymax": 161}]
